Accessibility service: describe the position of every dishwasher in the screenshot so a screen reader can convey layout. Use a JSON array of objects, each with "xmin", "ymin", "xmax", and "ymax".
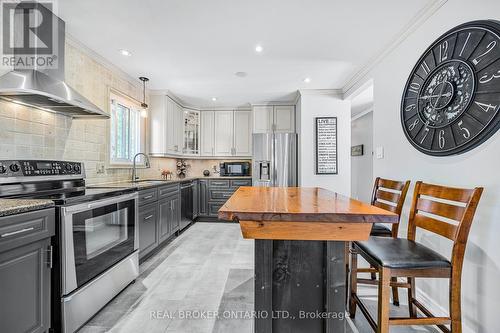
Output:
[{"xmin": 180, "ymin": 181, "xmax": 194, "ymax": 230}]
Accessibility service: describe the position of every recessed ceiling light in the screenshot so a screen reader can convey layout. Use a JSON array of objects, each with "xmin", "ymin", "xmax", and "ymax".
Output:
[
  {"xmin": 303, "ymin": 77, "xmax": 311, "ymax": 83},
  {"xmin": 255, "ymin": 45, "xmax": 263, "ymax": 53},
  {"xmin": 212, "ymin": 97, "xmax": 217, "ymax": 102},
  {"xmin": 119, "ymin": 49, "xmax": 131, "ymax": 56},
  {"xmin": 235, "ymin": 71, "xmax": 248, "ymax": 78}
]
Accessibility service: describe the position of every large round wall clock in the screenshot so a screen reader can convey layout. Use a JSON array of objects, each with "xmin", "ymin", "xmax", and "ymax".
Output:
[{"xmin": 401, "ymin": 20, "xmax": 500, "ymax": 156}]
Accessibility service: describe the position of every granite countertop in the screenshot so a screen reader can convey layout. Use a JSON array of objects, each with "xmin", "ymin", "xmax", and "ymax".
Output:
[
  {"xmin": 87, "ymin": 176, "xmax": 252, "ymax": 190},
  {"xmin": 0, "ymin": 199, "xmax": 55, "ymax": 218}
]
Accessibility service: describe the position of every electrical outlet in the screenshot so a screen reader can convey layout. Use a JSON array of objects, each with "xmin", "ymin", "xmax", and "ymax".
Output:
[
  {"xmin": 376, "ymin": 146, "xmax": 384, "ymax": 159},
  {"xmin": 96, "ymin": 162, "xmax": 105, "ymax": 174}
]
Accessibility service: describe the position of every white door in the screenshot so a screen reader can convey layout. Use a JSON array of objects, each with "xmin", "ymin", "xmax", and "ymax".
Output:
[
  {"xmin": 252, "ymin": 106, "xmax": 273, "ymax": 133},
  {"xmin": 214, "ymin": 111, "xmax": 234, "ymax": 156},
  {"xmin": 233, "ymin": 110, "xmax": 252, "ymax": 156},
  {"xmin": 165, "ymin": 97, "xmax": 176, "ymax": 153},
  {"xmin": 200, "ymin": 111, "xmax": 214, "ymax": 156},
  {"xmin": 274, "ymin": 105, "xmax": 295, "ymax": 133},
  {"xmin": 149, "ymin": 95, "xmax": 166, "ymax": 155}
]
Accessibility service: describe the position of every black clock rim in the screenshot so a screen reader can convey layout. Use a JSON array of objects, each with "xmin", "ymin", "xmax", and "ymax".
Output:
[{"xmin": 400, "ymin": 19, "xmax": 500, "ymax": 157}]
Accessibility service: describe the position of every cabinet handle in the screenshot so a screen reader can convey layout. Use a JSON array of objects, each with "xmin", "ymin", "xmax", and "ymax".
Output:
[
  {"xmin": 143, "ymin": 195, "xmax": 153, "ymax": 200},
  {"xmin": 144, "ymin": 214, "xmax": 154, "ymax": 220},
  {"xmin": 47, "ymin": 245, "xmax": 53, "ymax": 269},
  {"xmin": 1, "ymin": 227, "xmax": 34, "ymax": 238}
]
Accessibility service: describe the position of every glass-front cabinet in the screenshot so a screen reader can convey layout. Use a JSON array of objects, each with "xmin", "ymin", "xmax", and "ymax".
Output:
[{"xmin": 183, "ymin": 109, "xmax": 200, "ymax": 155}]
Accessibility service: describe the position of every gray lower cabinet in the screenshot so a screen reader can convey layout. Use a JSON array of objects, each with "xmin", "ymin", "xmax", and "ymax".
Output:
[
  {"xmin": 138, "ymin": 202, "xmax": 158, "ymax": 259},
  {"xmin": 199, "ymin": 179, "xmax": 208, "ymax": 216},
  {"xmin": 198, "ymin": 178, "xmax": 252, "ymax": 219},
  {"xmin": 158, "ymin": 194, "xmax": 180, "ymax": 243},
  {"xmin": 193, "ymin": 180, "xmax": 199, "ymax": 219},
  {"xmin": 0, "ymin": 208, "xmax": 55, "ymax": 333},
  {"xmin": 138, "ymin": 184, "xmax": 181, "ymax": 260}
]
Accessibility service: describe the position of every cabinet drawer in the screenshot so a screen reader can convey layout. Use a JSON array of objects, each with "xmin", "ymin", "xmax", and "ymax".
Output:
[
  {"xmin": 159, "ymin": 183, "xmax": 180, "ymax": 198},
  {"xmin": 209, "ymin": 189, "xmax": 234, "ymax": 201},
  {"xmin": 0, "ymin": 209, "xmax": 54, "ymax": 253},
  {"xmin": 138, "ymin": 188, "xmax": 158, "ymax": 206},
  {"xmin": 208, "ymin": 202, "xmax": 226, "ymax": 217},
  {"xmin": 230, "ymin": 179, "xmax": 252, "ymax": 187},
  {"xmin": 208, "ymin": 179, "xmax": 230, "ymax": 188},
  {"xmin": 138, "ymin": 203, "xmax": 158, "ymax": 258}
]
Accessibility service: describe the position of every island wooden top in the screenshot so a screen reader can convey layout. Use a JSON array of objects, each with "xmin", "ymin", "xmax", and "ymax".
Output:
[{"xmin": 218, "ymin": 187, "xmax": 399, "ymax": 241}]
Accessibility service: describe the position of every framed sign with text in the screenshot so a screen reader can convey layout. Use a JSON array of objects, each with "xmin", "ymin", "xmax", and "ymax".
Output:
[{"xmin": 315, "ymin": 117, "xmax": 338, "ymax": 174}]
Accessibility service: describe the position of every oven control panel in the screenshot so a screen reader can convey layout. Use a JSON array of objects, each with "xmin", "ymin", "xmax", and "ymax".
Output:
[{"xmin": 0, "ymin": 160, "xmax": 84, "ymax": 178}]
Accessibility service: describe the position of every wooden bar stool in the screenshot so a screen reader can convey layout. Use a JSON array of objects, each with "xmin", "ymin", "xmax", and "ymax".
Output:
[
  {"xmin": 349, "ymin": 181, "xmax": 483, "ymax": 333},
  {"xmin": 354, "ymin": 177, "xmax": 410, "ymax": 305}
]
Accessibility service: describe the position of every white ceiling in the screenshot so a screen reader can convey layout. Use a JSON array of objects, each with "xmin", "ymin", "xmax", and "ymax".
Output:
[{"xmin": 58, "ymin": 0, "xmax": 430, "ymax": 107}]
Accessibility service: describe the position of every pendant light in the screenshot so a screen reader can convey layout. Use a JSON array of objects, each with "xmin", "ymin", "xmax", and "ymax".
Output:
[{"xmin": 139, "ymin": 76, "xmax": 149, "ymax": 118}]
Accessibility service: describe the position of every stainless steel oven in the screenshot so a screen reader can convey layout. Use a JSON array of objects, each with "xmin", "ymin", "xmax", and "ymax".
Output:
[
  {"xmin": 60, "ymin": 192, "xmax": 138, "ymax": 295},
  {"xmin": 59, "ymin": 192, "xmax": 139, "ymax": 333}
]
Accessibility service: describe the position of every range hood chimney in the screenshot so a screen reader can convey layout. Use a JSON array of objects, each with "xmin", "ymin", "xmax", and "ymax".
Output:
[{"xmin": 0, "ymin": 3, "xmax": 108, "ymax": 118}]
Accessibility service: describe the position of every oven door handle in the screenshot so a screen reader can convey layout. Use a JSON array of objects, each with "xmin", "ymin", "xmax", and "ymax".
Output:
[{"xmin": 62, "ymin": 192, "xmax": 139, "ymax": 214}]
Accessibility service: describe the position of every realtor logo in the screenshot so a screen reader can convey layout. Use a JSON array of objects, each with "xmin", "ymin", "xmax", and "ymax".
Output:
[{"xmin": 1, "ymin": 0, "xmax": 58, "ymax": 69}]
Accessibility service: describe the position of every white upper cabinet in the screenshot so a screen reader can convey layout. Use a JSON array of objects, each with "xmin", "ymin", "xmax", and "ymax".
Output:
[
  {"xmin": 173, "ymin": 103, "xmax": 184, "ymax": 153},
  {"xmin": 183, "ymin": 109, "xmax": 200, "ymax": 155},
  {"xmin": 252, "ymin": 105, "xmax": 295, "ymax": 133},
  {"xmin": 233, "ymin": 110, "xmax": 252, "ymax": 156},
  {"xmin": 149, "ymin": 96, "xmax": 185, "ymax": 156},
  {"xmin": 214, "ymin": 111, "xmax": 234, "ymax": 156},
  {"xmin": 252, "ymin": 106, "xmax": 273, "ymax": 133},
  {"xmin": 273, "ymin": 105, "xmax": 295, "ymax": 133},
  {"xmin": 149, "ymin": 95, "xmax": 166, "ymax": 155},
  {"xmin": 200, "ymin": 111, "xmax": 215, "ymax": 156}
]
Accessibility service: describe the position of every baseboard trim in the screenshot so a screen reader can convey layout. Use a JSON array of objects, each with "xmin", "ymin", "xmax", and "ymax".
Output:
[{"xmin": 416, "ymin": 287, "xmax": 474, "ymax": 333}]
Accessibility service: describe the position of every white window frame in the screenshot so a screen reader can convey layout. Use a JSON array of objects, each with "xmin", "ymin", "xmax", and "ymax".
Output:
[{"xmin": 109, "ymin": 91, "xmax": 146, "ymax": 167}]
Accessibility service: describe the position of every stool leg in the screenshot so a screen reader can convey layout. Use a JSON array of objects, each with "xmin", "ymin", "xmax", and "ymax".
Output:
[
  {"xmin": 349, "ymin": 244, "xmax": 358, "ymax": 318},
  {"xmin": 377, "ymin": 267, "xmax": 391, "ymax": 333},
  {"xmin": 407, "ymin": 277, "xmax": 417, "ymax": 317},
  {"xmin": 450, "ymin": 275, "xmax": 462, "ymax": 333},
  {"xmin": 391, "ymin": 277, "xmax": 400, "ymax": 306}
]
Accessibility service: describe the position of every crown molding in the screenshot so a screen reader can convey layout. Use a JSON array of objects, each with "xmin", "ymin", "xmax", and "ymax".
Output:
[
  {"xmin": 298, "ymin": 89, "xmax": 343, "ymax": 97},
  {"xmin": 65, "ymin": 33, "xmax": 143, "ymax": 91},
  {"xmin": 351, "ymin": 107, "xmax": 373, "ymax": 121},
  {"xmin": 341, "ymin": 0, "xmax": 448, "ymax": 97}
]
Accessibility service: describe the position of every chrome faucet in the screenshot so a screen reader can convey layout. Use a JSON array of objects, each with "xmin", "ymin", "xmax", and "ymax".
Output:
[{"xmin": 132, "ymin": 153, "xmax": 151, "ymax": 181}]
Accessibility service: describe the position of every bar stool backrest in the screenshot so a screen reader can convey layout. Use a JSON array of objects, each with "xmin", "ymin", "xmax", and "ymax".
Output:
[
  {"xmin": 407, "ymin": 181, "xmax": 483, "ymax": 267},
  {"xmin": 371, "ymin": 177, "xmax": 411, "ymax": 237}
]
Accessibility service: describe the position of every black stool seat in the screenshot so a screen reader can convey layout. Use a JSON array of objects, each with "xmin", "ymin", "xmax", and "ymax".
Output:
[
  {"xmin": 370, "ymin": 223, "xmax": 392, "ymax": 237},
  {"xmin": 355, "ymin": 237, "xmax": 451, "ymax": 269}
]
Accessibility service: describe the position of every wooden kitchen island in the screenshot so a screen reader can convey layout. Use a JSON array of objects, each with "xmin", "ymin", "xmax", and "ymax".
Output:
[{"xmin": 218, "ymin": 187, "xmax": 398, "ymax": 333}]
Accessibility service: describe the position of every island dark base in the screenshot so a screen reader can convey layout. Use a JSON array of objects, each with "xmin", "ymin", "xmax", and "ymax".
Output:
[{"xmin": 255, "ymin": 239, "xmax": 347, "ymax": 333}]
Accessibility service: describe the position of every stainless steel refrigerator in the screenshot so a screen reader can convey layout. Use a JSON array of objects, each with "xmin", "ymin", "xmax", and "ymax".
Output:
[{"xmin": 252, "ymin": 133, "xmax": 297, "ymax": 187}]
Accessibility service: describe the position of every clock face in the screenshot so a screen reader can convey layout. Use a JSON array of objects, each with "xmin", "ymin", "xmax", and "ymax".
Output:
[{"xmin": 401, "ymin": 20, "xmax": 500, "ymax": 156}]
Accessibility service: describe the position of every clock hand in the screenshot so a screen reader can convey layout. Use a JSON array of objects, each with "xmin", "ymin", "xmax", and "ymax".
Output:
[
  {"xmin": 425, "ymin": 75, "xmax": 449, "ymax": 126},
  {"xmin": 419, "ymin": 92, "xmax": 453, "ymax": 100}
]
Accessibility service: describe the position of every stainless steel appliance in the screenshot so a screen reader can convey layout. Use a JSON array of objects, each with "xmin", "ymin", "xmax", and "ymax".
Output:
[
  {"xmin": 0, "ymin": 5, "xmax": 107, "ymax": 118},
  {"xmin": 180, "ymin": 181, "xmax": 193, "ymax": 230},
  {"xmin": 0, "ymin": 160, "xmax": 139, "ymax": 333},
  {"xmin": 252, "ymin": 133, "xmax": 297, "ymax": 187},
  {"xmin": 219, "ymin": 161, "xmax": 251, "ymax": 177}
]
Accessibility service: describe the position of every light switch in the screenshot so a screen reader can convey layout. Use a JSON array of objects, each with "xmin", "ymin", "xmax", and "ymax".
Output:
[{"xmin": 376, "ymin": 146, "xmax": 384, "ymax": 159}]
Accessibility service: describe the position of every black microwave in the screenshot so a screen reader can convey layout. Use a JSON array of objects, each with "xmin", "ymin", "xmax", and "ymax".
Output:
[{"xmin": 220, "ymin": 162, "xmax": 251, "ymax": 176}]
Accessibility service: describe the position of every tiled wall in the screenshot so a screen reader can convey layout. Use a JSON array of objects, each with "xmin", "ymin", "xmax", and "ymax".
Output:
[
  {"xmin": 0, "ymin": 41, "xmax": 143, "ymax": 184},
  {"xmin": 137, "ymin": 158, "xmax": 251, "ymax": 180}
]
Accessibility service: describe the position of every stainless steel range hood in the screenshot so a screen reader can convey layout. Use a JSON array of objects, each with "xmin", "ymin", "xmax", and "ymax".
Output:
[{"xmin": 0, "ymin": 5, "xmax": 108, "ymax": 118}]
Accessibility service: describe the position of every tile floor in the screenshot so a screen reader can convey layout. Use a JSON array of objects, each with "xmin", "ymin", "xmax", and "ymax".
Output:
[{"xmin": 78, "ymin": 222, "xmax": 442, "ymax": 333}]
